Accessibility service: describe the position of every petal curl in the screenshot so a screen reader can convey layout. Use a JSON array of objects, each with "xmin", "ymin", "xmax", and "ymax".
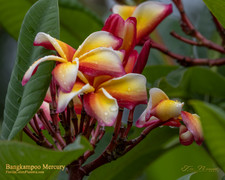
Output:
[
  {"xmin": 83, "ymin": 88, "xmax": 118, "ymax": 126},
  {"xmin": 34, "ymin": 32, "xmax": 75, "ymax": 61},
  {"xmin": 22, "ymin": 55, "xmax": 66, "ymax": 86},
  {"xmin": 181, "ymin": 111, "xmax": 203, "ymax": 145},
  {"xmin": 73, "ymin": 31, "xmax": 123, "ymax": 58},
  {"xmin": 144, "ymin": 88, "xmax": 169, "ymax": 120},
  {"xmin": 52, "ymin": 60, "xmax": 79, "ymax": 92},
  {"xmin": 57, "ymin": 81, "xmax": 94, "ymax": 113},
  {"xmin": 179, "ymin": 125, "xmax": 194, "ymax": 146},
  {"xmin": 79, "ymin": 47, "xmax": 125, "ymax": 77},
  {"xmin": 99, "ymin": 73, "xmax": 147, "ymax": 109}
]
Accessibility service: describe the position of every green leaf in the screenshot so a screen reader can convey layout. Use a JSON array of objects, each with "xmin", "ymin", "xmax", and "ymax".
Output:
[
  {"xmin": 146, "ymin": 144, "xmax": 219, "ymax": 180},
  {"xmin": 190, "ymin": 100, "xmax": 225, "ymax": 172},
  {"xmin": 59, "ymin": 5, "xmax": 103, "ymax": 48},
  {"xmin": 177, "ymin": 172, "xmax": 196, "ymax": 180},
  {"xmin": 159, "ymin": 67, "xmax": 225, "ymax": 98},
  {"xmin": 88, "ymin": 127, "xmax": 178, "ymax": 180},
  {"xmin": 0, "ymin": 0, "xmax": 103, "ymax": 45},
  {"xmin": 166, "ymin": 67, "xmax": 187, "ymax": 87},
  {"xmin": 203, "ymin": 0, "xmax": 225, "ymax": 29},
  {"xmin": 142, "ymin": 65, "xmax": 178, "ymax": 86},
  {"xmin": 0, "ymin": 136, "xmax": 92, "ymax": 180},
  {"xmin": 1, "ymin": 0, "xmax": 59, "ymax": 140},
  {"xmin": 0, "ymin": 0, "xmax": 32, "ymax": 40}
]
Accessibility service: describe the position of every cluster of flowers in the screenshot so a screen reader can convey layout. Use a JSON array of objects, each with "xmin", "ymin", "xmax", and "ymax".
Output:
[{"xmin": 22, "ymin": 1, "xmax": 203, "ymax": 146}]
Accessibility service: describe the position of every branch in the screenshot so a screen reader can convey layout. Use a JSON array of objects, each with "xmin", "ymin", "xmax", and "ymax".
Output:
[
  {"xmin": 151, "ymin": 40, "xmax": 225, "ymax": 66},
  {"xmin": 172, "ymin": 0, "xmax": 225, "ymax": 53}
]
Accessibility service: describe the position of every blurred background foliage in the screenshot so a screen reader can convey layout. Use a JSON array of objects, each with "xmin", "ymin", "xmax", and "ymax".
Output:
[{"xmin": 0, "ymin": 0, "xmax": 225, "ymax": 179}]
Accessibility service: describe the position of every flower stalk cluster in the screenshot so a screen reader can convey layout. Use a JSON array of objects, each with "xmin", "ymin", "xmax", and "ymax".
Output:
[{"xmin": 21, "ymin": 1, "xmax": 204, "ymax": 179}]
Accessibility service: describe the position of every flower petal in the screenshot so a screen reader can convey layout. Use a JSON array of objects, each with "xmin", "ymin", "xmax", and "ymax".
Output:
[
  {"xmin": 73, "ymin": 31, "xmax": 123, "ymax": 58},
  {"xmin": 120, "ymin": 17, "xmax": 136, "ymax": 54},
  {"xmin": 83, "ymin": 88, "xmax": 118, "ymax": 126},
  {"xmin": 132, "ymin": 39, "xmax": 151, "ymax": 74},
  {"xmin": 152, "ymin": 100, "xmax": 184, "ymax": 121},
  {"xmin": 52, "ymin": 60, "xmax": 79, "ymax": 92},
  {"xmin": 179, "ymin": 125, "xmax": 194, "ymax": 146},
  {"xmin": 132, "ymin": 2, "xmax": 172, "ymax": 42},
  {"xmin": 136, "ymin": 111, "xmax": 160, "ymax": 128},
  {"xmin": 112, "ymin": 5, "xmax": 136, "ymax": 20},
  {"xmin": 181, "ymin": 111, "xmax": 203, "ymax": 145},
  {"xmin": 124, "ymin": 50, "xmax": 138, "ymax": 73},
  {"xmin": 57, "ymin": 81, "xmax": 94, "ymax": 113},
  {"xmin": 102, "ymin": 14, "xmax": 125, "ymax": 38},
  {"xmin": 73, "ymin": 96, "xmax": 82, "ymax": 115},
  {"xmin": 22, "ymin": 55, "xmax": 66, "ymax": 86},
  {"xmin": 99, "ymin": 73, "xmax": 147, "ymax": 109},
  {"xmin": 93, "ymin": 75, "xmax": 112, "ymax": 89},
  {"xmin": 79, "ymin": 47, "xmax": 126, "ymax": 77},
  {"xmin": 44, "ymin": 87, "xmax": 52, "ymax": 103},
  {"xmin": 40, "ymin": 101, "xmax": 51, "ymax": 121},
  {"xmin": 34, "ymin": 32, "xmax": 76, "ymax": 61},
  {"xmin": 102, "ymin": 15, "xmax": 136, "ymax": 63},
  {"xmin": 144, "ymin": 88, "xmax": 169, "ymax": 120}
]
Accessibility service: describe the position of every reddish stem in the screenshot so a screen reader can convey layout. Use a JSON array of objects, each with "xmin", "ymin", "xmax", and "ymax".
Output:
[
  {"xmin": 124, "ymin": 109, "xmax": 134, "ymax": 137},
  {"xmin": 151, "ymin": 40, "xmax": 225, "ymax": 66},
  {"xmin": 172, "ymin": 0, "xmax": 225, "ymax": 53}
]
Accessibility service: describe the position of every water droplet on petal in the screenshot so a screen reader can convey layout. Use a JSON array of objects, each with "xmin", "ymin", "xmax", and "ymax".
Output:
[
  {"xmin": 104, "ymin": 112, "xmax": 109, "ymax": 116},
  {"xmin": 110, "ymin": 106, "xmax": 117, "ymax": 112},
  {"xmin": 127, "ymin": 88, "xmax": 131, "ymax": 92}
]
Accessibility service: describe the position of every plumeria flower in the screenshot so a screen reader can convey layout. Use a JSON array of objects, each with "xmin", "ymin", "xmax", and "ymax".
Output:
[
  {"xmin": 57, "ymin": 72, "xmax": 147, "ymax": 126},
  {"xmin": 112, "ymin": 1, "xmax": 172, "ymax": 44},
  {"xmin": 136, "ymin": 88, "xmax": 184, "ymax": 127},
  {"xmin": 103, "ymin": 14, "xmax": 151, "ymax": 74},
  {"xmin": 22, "ymin": 31, "xmax": 125, "ymax": 93},
  {"xmin": 136, "ymin": 88, "xmax": 203, "ymax": 145},
  {"xmin": 103, "ymin": 1, "xmax": 172, "ymax": 73},
  {"xmin": 179, "ymin": 112, "xmax": 203, "ymax": 145}
]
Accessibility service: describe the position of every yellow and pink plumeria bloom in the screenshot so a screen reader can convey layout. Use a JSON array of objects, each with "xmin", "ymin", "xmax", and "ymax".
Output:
[
  {"xmin": 136, "ymin": 88, "xmax": 203, "ymax": 146},
  {"xmin": 22, "ymin": 1, "xmax": 173, "ymax": 127}
]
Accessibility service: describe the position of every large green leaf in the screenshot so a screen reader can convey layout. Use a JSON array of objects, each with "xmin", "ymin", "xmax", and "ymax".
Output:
[
  {"xmin": 146, "ymin": 144, "xmax": 219, "ymax": 180},
  {"xmin": 0, "ymin": 0, "xmax": 32, "ymax": 39},
  {"xmin": 203, "ymin": 0, "xmax": 225, "ymax": 28},
  {"xmin": 142, "ymin": 65, "xmax": 178, "ymax": 86},
  {"xmin": 0, "ymin": 0, "xmax": 103, "ymax": 44},
  {"xmin": 0, "ymin": 136, "xmax": 92, "ymax": 180},
  {"xmin": 59, "ymin": 4, "xmax": 102, "ymax": 48},
  {"xmin": 190, "ymin": 100, "xmax": 225, "ymax": 172},
  {"xmin": 159, "ymin": 67, "xmax": 225, "ymax": 98},
  {"xmin": 1, "ymin": 0, "xmax": 59, "ymax": 140},
  {"xmin": 88, "ymin": 127, "xmax": 178, "ymax": 180}
]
